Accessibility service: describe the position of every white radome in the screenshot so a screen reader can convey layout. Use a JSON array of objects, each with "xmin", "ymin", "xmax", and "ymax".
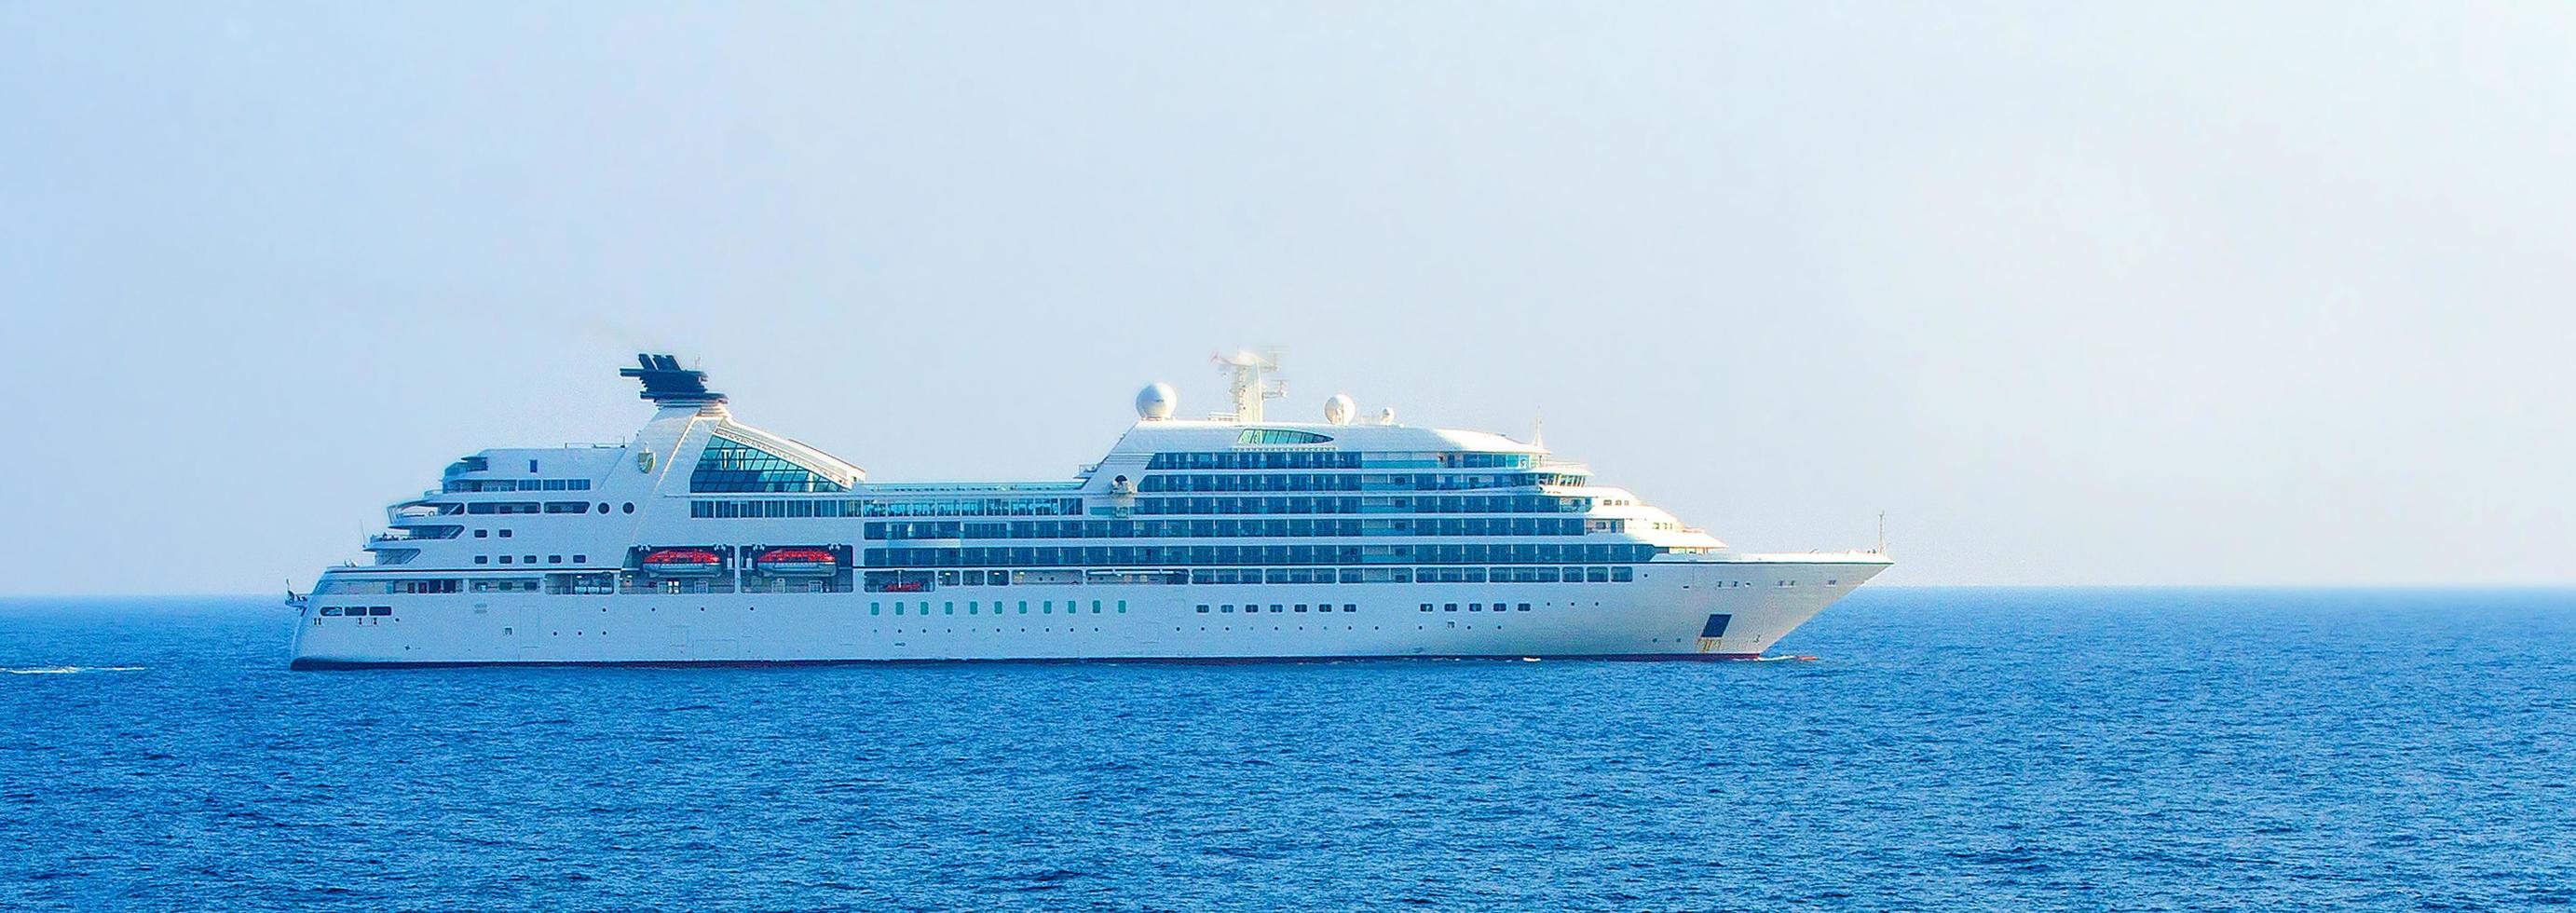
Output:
[
  {"xmin": 1136, "ymin": 382, "xmax": 1177, "ymax": 420},
  {"xmin": 1324, "ymin": 394, "xmax": 1356, "ymax": 425}
]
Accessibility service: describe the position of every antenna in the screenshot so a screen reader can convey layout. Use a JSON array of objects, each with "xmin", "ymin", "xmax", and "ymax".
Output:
[
  {"xmin": 1212, "ymin": 349, "xmax": 1287, "ymax": 422},
  {"xmin": 1876, "ymin": 511, "xmax": 1888, "ymax": 554}
]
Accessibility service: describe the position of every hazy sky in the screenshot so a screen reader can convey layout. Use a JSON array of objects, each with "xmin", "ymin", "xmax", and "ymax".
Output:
[{"xmin": 4, "ymin": 3, "xmax": 2570, "ymax": 595}]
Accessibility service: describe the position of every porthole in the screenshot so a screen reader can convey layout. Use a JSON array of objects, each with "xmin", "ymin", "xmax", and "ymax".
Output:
[{"xmin": 622, "ymin": 502, "xmax": 635, "ymax": 514}]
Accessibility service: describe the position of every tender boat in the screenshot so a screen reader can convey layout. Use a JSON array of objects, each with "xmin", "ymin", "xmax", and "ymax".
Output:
[
  {"xmin": 754, "ymin": 547, "xmax": 839, "ymax": 576},
  {"xmin": 641, "ymin": 548, "xmax": 725, "ymax": 577}
]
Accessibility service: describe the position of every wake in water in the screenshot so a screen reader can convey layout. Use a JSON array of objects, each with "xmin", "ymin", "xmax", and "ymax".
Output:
[{"xmin": 4, "ymin": 666, "xmax": 145, "ymax": 675}]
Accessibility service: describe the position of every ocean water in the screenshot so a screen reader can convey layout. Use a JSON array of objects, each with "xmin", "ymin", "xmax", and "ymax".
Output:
[{"xmin": 1, "ymin": 589, "xmax": 2569, "ymax": 911}]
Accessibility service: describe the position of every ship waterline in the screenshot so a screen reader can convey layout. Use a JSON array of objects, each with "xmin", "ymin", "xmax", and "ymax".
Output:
[{"xmin": 290, "ymin": 353, "xmax": 1888, "ymax": 668}]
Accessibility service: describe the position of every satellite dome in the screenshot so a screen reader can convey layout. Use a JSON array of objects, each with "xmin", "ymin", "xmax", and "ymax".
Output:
[
  {"xmin": 1136, "ymin": 382, "xmax": 1177, "ymax": 420},
  {"xmin": 1377, "ymin": 407, "xmax": 1397, "ymax": 425},
  {"xmin": 1323, "ymin": 394, "xmax": 1356, "ymax": 426}
]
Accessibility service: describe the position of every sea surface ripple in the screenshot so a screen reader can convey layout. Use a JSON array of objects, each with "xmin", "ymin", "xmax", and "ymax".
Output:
[{"xmin": 1, "ymin": 588, "xmax": 2569, "ymax": 911}]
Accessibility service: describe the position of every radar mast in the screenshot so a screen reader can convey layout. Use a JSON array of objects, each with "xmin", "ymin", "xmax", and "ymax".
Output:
[{"xmin": 1213, "ymin": 349, "xmax": 1287, "ymax": 422}]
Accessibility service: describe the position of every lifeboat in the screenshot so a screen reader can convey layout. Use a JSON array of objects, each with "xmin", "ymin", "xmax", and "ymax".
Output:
[
  {"xmin": 641, "ymin": 548, "xmax": 725, "ymax": 576},
  {"xmin": 754, "ymin": 547, "xmax": 839, "ymax": 576}
]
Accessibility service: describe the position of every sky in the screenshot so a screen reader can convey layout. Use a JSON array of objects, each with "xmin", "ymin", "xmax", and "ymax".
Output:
[{"xmin": 2, "ymin": 3, "xmax": 2570, "ymax": 595}]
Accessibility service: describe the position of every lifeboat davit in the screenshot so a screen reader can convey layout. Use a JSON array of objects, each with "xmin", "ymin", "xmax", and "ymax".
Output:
[
  {"xmin": 641, "ymin": 549, "xmax": 725, "ymax": 576},
  {"xmin": 755, "ymin": 547, "xmax": 839, "ymax": 576}
]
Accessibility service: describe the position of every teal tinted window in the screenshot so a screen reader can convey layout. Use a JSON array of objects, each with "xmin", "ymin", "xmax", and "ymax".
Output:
[
  {"xmin": 1234, "ymin": 429, "xmax": 1334, "ymax": 445},
  {"xmin": 690, "ymin": 434, "xmax": 848, "ymax": 493}
]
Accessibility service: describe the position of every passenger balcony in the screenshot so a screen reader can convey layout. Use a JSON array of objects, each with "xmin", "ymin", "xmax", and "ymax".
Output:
[{"xmin": 368, "ymin": 525, "xmax": 462, "ymax": 545}]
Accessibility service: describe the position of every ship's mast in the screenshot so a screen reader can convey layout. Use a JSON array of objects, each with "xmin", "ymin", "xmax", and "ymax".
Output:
[{"xmin": 1214, "ymin": 349, "xmax": 1286, "ymax": 422}]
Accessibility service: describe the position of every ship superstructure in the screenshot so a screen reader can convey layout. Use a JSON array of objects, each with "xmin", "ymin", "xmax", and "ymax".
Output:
[{"xmin": 290, "ymin": 353, "xmax": 1889, "ymax": 667}]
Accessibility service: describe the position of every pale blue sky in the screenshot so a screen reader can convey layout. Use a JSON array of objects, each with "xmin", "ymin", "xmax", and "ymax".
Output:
[{"xmin": 4, "ymin": 3, "xmax": 2570, "ymax": 595}]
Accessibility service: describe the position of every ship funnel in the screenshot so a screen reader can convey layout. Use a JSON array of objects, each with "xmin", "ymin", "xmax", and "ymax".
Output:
[{"xmin": 620, "ymin": 353, "xmax": 728, "ymax": 406}]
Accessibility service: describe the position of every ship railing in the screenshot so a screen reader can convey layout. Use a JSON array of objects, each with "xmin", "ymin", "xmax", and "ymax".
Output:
[
  {"xmin": 616, "ymin": 581, "xmax": 738, "ymax": 596},
  {"xmin": 865, "ymin": 481, "xmax": 1087, "ymax": 493},
  {"xmin": 739, "ymin": 579, "xmax": 852, "ymax": 594},
  {"xmin": 1084, "ymin": 568, "xmax": 1191, "ymax": 586}
]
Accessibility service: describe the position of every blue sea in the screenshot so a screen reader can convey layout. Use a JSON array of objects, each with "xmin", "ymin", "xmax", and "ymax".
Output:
[{"xmin": 2, "ymin": 589, "xmax": 2569, "ymax": 911}]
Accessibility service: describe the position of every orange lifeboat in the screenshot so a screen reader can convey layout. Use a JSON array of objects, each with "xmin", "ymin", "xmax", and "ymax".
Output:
[
  {"xmin": 641, "ymin": 549, "xmax": 725, "ymax": 576},
  {"xmin": 754, "ymin": 547, "xmax": 838, "ymax": 576}
]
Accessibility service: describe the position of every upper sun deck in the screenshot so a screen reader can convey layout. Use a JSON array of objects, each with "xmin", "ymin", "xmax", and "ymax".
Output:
[{"xmin": 1101, "ymin": 418, "xmax": 1545, "ymax": 458}]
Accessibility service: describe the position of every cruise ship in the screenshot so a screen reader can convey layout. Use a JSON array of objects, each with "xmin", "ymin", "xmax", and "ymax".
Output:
[{"xmin": 288, "ymin": 352, "xmax": 1890, "ymax": 668}]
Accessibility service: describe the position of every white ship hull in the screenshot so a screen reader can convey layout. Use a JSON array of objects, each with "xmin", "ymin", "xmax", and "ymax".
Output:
[
  {"xmin": 293, "ymin": 352, "xmax": 1898, "ymax": 670},
  {"xmin": 291, "ymin": 556, "xmax": 1886, "ymax": 668}
]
